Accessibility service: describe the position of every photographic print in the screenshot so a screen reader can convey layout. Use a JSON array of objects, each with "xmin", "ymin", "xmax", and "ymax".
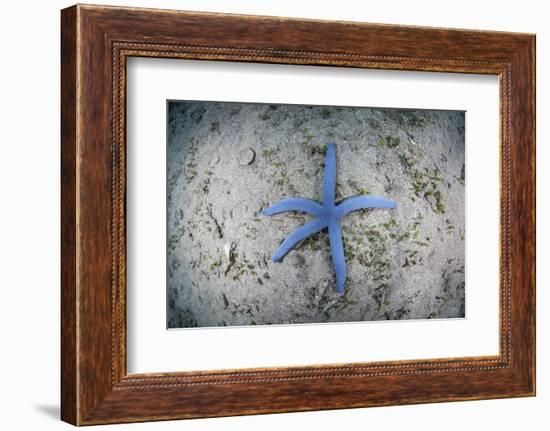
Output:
[{"xmin": 167, "ymin": 101, "xmax": 465, "ymax": 328}]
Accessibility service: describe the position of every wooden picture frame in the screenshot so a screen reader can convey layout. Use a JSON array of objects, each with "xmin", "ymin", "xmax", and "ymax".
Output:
[{"xmin": 61, "ymin": 4, "xmax": 535, "ymax": 425}]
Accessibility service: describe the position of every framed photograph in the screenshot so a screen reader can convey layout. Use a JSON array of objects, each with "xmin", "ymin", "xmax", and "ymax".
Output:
[{"xmin": 61, "ymin": 4, "xmax": 535, "ymax": 425}]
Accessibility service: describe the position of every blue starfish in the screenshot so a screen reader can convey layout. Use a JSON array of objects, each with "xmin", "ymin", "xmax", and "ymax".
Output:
[{"xmin": 261, "ymin": 143, "xmax": 397, "ymax": 294}]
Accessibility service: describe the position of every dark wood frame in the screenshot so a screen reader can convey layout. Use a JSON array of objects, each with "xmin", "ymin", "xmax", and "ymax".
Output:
[{"xmin": 61, "ymin": 4, "xmax": 536, "ymax": 426}]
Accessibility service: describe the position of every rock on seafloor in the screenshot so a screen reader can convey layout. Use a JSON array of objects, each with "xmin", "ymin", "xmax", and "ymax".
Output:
[{"xmin": 167, "ymin": 101, "xmax": 465, "ymax": 328}]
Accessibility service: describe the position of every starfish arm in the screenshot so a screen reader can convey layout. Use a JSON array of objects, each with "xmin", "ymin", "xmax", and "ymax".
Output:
[
  {"xmin": 335, "ymin": 195, "xmax": 397, "ymax": 219},
  {"xmin": 323, "ymin": 143, "xmax": 337, "ymax": 206},
  {"xmin": 261, "ymin": 197, "xmax": 324, "ymax": 217},
  {"xmin": 271, "ymin": 217, "xmax": 328, "ymax": 262},
  {"xmin": 328, "ymin": 220, "xmax": 346, "ymax": 295}
]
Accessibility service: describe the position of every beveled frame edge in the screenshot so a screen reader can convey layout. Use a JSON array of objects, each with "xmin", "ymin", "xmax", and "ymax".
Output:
[{"xmin": 61, "ymin": 4, "xmax": 535, "ymax": 426}]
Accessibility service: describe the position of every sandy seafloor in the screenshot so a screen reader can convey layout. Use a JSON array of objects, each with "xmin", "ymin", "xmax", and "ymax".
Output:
[{"xmin": 166, "ymin": 101, "xmax": 465, "ymax": 328}]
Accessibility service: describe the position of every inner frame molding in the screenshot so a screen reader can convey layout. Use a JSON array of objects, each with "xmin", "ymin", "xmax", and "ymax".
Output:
[
  {"xmin": 115, "ymin": 43, "xmax": 510, "ymax": 383},
  {"xmin": 61, "ymin": 4, "xmax": 535, "ymax": 425}
]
